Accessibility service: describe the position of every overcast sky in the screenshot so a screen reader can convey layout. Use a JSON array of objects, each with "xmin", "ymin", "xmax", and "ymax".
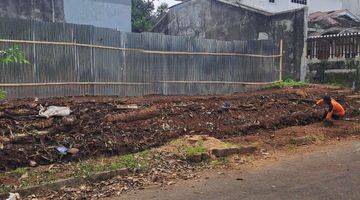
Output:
[{"xmin": 154, "ymin": 0, "xmax": 180, "ymax": 9}]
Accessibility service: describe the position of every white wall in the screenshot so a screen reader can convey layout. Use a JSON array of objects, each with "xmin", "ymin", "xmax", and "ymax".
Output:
[{"xmin": 308, "ymin": 0, "xmax": 343, "ymax": 13}]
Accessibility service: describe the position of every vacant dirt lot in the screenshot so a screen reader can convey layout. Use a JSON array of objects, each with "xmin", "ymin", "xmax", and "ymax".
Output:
[{"xmin": 0, "ymin": 85, "xmax": 359, "ymax": 171}]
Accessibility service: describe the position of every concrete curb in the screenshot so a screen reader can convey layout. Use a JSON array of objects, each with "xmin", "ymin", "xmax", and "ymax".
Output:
[
  {"xmin": 0, "ymin": 168, "xmax": 128, "ymax": 199},
  {"xmin": 211, "ymin": 146, "xmax": 257, "ymax": 157}
]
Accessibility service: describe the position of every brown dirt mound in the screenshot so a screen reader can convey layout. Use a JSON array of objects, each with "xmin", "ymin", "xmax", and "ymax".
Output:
[{"xmin": 0, "ymin": 85, "xmax": 358, "ymax": 171}]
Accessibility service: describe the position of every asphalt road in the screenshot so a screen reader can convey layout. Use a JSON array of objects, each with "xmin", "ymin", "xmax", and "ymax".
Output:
[{"xmin": 113, "ymin": 140, "xmax": 360, "ymax": 200}]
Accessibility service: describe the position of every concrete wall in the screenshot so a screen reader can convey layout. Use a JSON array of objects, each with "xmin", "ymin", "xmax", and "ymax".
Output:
[
  {"xmin": 0, "ymin": 0, "xmax": 64, "ymax": 22},
  {"xmin": 308, "ymin": 60, "xmax": 359, "ymax": 88},
  {"xmin": 154, "ymin": 0, "xmax": 307, "ymax": 80},
  {"xmin": 64, "ymin": 0, "xmax": 131, "ymax": 32},
  {"xmin": 0, "ymin": 0, "xmax": 131, "ymax": 32}
]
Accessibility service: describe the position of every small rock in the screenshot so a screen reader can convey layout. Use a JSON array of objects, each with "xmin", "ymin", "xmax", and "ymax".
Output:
[
  {"xmin": 20, "ymin": 172, "xmax": 29, "ymax": 180},
  {"xmin": 162, "ymin": 123, "xmax": 171, "ymax": 131},
  {"xmin": 211, "ymin": 147, "xmax": 240, "ymax": 157},
  {"xmin": 29, "ymin": 160, "xmax": 37, "ymax": 167},
  {"xmin": 167, "ymin": 181, "xmax": 175, "ymax": 185},
  {"xmin": 61, "ymin": 116, "xmax": 77, "ymax": 126},
  {"xmin": 187, "ymin": 153, "xmax": 210, "ymax": 163},
  {"xmin": 238, "ymin": 146, "xmax": 257, "ymax": 155},
  {"xmin": 68, "ymin": 148, "xmax": 79, "ymax": 155}
]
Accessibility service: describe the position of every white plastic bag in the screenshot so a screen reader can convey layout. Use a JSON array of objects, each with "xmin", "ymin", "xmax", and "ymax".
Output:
[
  {"xmin": 6, "ymin": 193, "xmax": 20, "ymax": 200},
  {"xmin": 39, "ymin": 105, "xmax": 71, "ymax": 118}
]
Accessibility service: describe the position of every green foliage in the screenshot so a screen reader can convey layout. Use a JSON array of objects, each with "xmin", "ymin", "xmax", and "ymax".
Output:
[
  {"xmin": 185, "ymin": 141, "xmax": 206, "ymax": 156},
  {"xmin": 0, "ymin": 46, "xmax": 29, "ymax": 64},
  {"xmin": 131, "ymin": 0, "xmax": 169, "ymax": 32},
  {"xmin": 132, "ymin": 0, "xmax": 155, "ymax": 32},
  {"xmin": 266, "ymin": 78, "xmax": 308, "ymax": 89},
  {"xmin": 0, "ymin": 46, "xmax": 29, "ymax": 99},
  {"xmin": 0, "ymin": 90, "xmax": 5, "ymax": 99},
  {"xmin": 156, "ymin": 3, "xmax": 169, "ymax": 19}
]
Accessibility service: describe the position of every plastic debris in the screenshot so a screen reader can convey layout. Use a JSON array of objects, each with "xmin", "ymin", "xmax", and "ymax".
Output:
[
  {"xmin": 221, "ymin": 102, "xmax": 231, "ymax": 112},
  {"xmin": 117, "ymin": 104, "xmax": 139, "ymax": 110},
  {"xmin": 39, "ymin": 106, "xmax": 71, "ymax": 118},
  {"xmin": 56, "ymin": 146, "xmax": 69, "ymax": 155},
  {"xmin": 29, "ymin": 160, "xmax": 37, "ymax": 167},
  {"xmin": 6, "ymin": 193, "xmax": 20, "ymax": 200}
]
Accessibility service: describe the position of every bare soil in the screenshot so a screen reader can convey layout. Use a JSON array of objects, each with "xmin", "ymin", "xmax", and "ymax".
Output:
[{"xmin": 0, "ymin": 85, "xmax": 358, "ymax": 172}]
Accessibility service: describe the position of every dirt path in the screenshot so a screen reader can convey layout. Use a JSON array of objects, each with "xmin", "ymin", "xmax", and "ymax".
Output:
[{"xmin": 111, "ymin": 139, "xmax": 360, "ymax": 200}]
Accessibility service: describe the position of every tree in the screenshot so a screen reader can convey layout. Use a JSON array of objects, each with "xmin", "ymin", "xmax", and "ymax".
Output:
[
  {"xmin": 131, "ymin": 0, "xmax": 169, "ymax": 32},
  {"xmin": 132, "ymin": 0, "xmax": 155, "ymax": 32},
  {"xmin": 0, "ymin": 46, "xmax": 29, "ymax": 99},
  {"xmin": 155, "ymin": 3, "xmax": 169, "ymax": 19}
]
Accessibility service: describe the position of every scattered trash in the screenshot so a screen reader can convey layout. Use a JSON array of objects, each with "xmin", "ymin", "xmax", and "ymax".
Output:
[
  {"xmin": 29, "ymin": 160, "xmax": 37, "ymax": 167},
  {"xmin": 117, "ymin": 104, "xmax": 139, "ymax": 110},
  {"xmin": 221, "ymin": 102, "xmax": 231, "ymax": 112},
  {"xmin": 39, "ymin": 106, "xmax": 71, "ymax": 118},
  {"xmin": 260, "ymin": 149, "xmax": 269, "ymax": 156},
  {"xmin": 167, "ymin": 181, "xmax": 175, "ymax": 185},
  {"xmin": 56, "ymin": 146, "xmax": 69, "ymax": 155},
  {"xmin": 6, "ymin": 193, "xmax": 20, "ymax": 200},
  {"xmin": 68, "ymin": 148, "xmax": 80, "ymax": 155},
  {"xmin": 162, "ymin": 123, "xmax": 171, "ymax": 131}
]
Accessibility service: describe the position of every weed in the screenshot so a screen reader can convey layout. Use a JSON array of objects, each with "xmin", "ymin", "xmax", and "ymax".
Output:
[
  {"xmin": 11, "ymin": 167, "xmax": 28, "ymax": 176},
  {"xmin": 266, "ymin": 79, "xmax": 308, "ymax": 89},
  {"xmin": 185, "ymin": 141, "xmax": 206, "ymax": 156},
  {"xmin": 0, "ymin": 184, "xmax": 12, "ymax": 194}
]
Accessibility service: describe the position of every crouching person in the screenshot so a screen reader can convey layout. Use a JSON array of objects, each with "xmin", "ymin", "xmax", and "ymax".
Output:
[{"xmin": 315, "ymin": 95, "xmax": 345, "ymax": 125}]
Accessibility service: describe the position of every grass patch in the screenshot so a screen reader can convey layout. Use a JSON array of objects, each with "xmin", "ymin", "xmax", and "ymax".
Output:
[
  {"xmin": 78, "ymin": 151, "xmax": 149, "ymax": 178},
  {"xmin": 352, "ymin": 108, "xmax": 360, "ymax": 116},
  {"xmin": 266, "ymin": 79, "xmax": 308, "ymax": 89},
  {"xmin": 185, "ymin": 140, "xmax": 206, "ymax": 156},
  {"xmin": 0, "ymin": 150, "xmax": 150, "ymax": 191}
]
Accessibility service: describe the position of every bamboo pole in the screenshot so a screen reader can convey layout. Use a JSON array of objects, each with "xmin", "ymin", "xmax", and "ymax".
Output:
[
  {"xmin": 0, "ymin": 81, "xmax": 279, "ymax": 87},
  {"xmin": 279, "ymin": 39, "xmax": 284, "ymax": 81},
  {"xmin": 0, "ymin": 39, "xmax": 282, "ymax": 58}
]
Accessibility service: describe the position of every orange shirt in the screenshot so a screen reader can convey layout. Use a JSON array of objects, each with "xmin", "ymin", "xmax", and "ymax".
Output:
[{"xmin": 316, "ymin": 99, "xmax": 345, "ymax": 118}]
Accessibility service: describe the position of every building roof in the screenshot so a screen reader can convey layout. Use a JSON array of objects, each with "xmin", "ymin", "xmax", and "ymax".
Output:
[
  {"xmin": 171, "ymin": 0, "xmax": 306, "ymax": 15},
  {"xmin": 308, "ymin": 9, "xmax": 360, "ymax": 36}
]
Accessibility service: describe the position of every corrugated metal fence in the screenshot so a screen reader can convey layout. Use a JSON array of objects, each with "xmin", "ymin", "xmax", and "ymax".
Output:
[{"xmin": 0, "ymin": 17, "xmax": 281, "ymax": 98}]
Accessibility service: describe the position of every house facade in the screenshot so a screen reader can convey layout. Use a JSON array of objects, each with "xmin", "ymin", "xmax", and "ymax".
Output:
[
  {"xmin": 154, "ymin": 0, "xmax": 308, "ymax": 80},
  {"xmin": 0, "ymin": 0, "xmax": 131, "ymax": 32}
]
